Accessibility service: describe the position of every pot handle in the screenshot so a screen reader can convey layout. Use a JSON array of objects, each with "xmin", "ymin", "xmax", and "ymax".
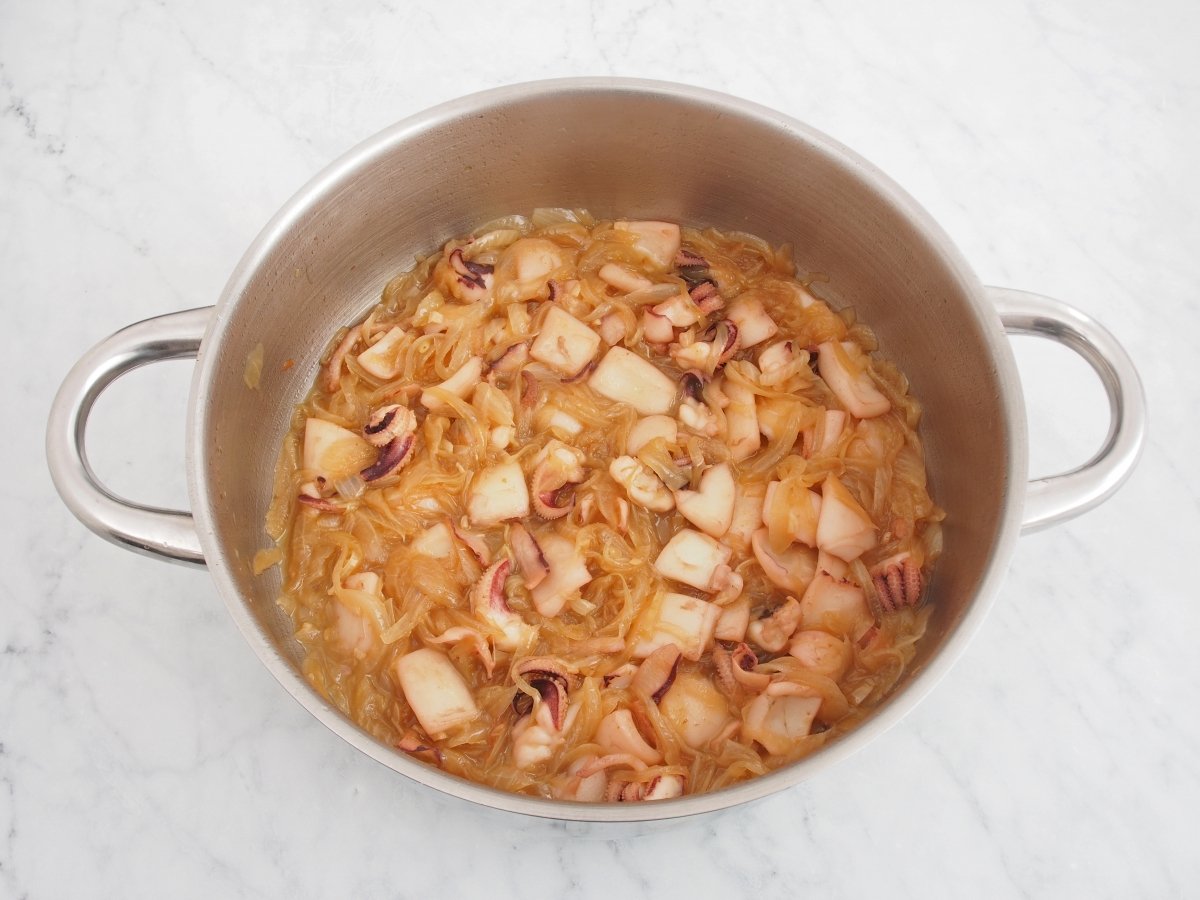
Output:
[
  {"xmin": 46, "ymin": 307, "xmax": 213, "ymax": 567},
  {"xmin": 988, "ymin": 287, "xmax": 1146, "ymax": 533}
]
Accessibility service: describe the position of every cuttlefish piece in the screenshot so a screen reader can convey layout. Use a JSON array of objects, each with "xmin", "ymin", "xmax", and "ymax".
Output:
[
  {"xmin": 356, "ymin": 326, "xmax": 407, "ymax": 380},
  {"xmin": 723, "ymin": 378, "xmax": 761, "ymax": 461},
  {"xmin": 789, "ymin": 630, "xmax": 852, "ymax": 682},
  {"xmin": 530, "ymin": 306, "xmax": 601, "ymax": 377},
  {"xmin": 674, "ymin": 462, "xmax": 736, "ymax": 539},
  {"xmin": 393, "ymin": 648, "xmax": 479, "ymax": 739},
  {"xmin": 632, "ymin": 592, "xmax": 721, "ymax": 662},
  {"xmin": 599, "ymin": 263, "xmax": 653, "ymax": 294},
  {"xmin": 652, "ymin": 529, "xmax": 733, "ymax": 593},
  {"xmin": 529, "ymin": 532, "xmax": 592, "ymax": 618},
  {"xmin": 742, "ymin": 693, "xmax": 821, "ymax": 755},
  {"xmin": 816, "ymin": 341, "xmax": 891, "ymax": 419},
  {"xmin": 595, "ymin": 708, "xmax": 662, "ymax": 765},
  {"xmin": 750, "ymin": 528, "xmax": 817, "ymax": 596},
  {"xmin": 419, "ymin": 357, "xmax": 484, "ymax": 413},
  {"xmin": 467, "ymin": 461, "xmax": 530, "ymax": 527},
  {"xmin": 815, "ymin": 474, "xmax": 877, "ymax": 563},
  {"xmin": 658, "ymin": 671, "xmax": 732, "ymax": 750},
  {"xmin": 530, "ymin": 440, "xmax": 587, "ymax": 520},
  {"xmin": 726, "ymin": 294, "xmax": 779, "ymax": 348},
  {"xmin": 799, "ymin": 570, "xmax": 873, "ymax": 641},
  {"xmin": 302, "ymin": 418, "xmax": 375, "ymax": 487},
  {"xmin": 615, "ymin": 220, "xmax": 681, "ymax": 269},
  {"xmin": 589, "ymin": 347, "xmax": 677, "ymax": 415},
  {"xmin": 609, "ymin": 455, "xmax": 675, "ymax": 513},
  {"xmin": 746, "ymin": 597, "xmax": 803, "ymax": 653},
  {"xmin": 470, "ymin": 558, "xmax": 532, "ymax": 652},
  {"xmin": 626, "ymin": 414, "xmax": 679, "ymax": 455}
]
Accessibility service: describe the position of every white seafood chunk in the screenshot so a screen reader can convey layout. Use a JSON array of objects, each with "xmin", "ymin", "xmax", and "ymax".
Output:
[
  {"xmin": 597, "ymin": 312, "xmax": 627, "ymax": 346},
  {"xmin": 746, "ymin": 597, "xmax": 803, "ymax": 653},
  {"xmin": 714, "ymin": 594, "xmax": 751, "ymax": 642},
  {"xmin": 762, "ymin": 481, "xmax": 822, "ymax": 548},
  {"xmin": 627, "ymin": 414, "xmax": 679, "ymax": 455},
  {"xmin": 633, "ymin": 592, "xmax": 722, "ymax": 661},
  {"xmin": 723, "ymin": 379, "xmax": 761, "ymax": 461},
  {"xmin": 615, "ymin": 220, "xmax": 681, "ymax": 269},
  {"xmin": 336, "ymin": 572, "xmax": 381, "ymax": 657},
  {"xmin": 599, "ymin": 263, "xmax": 653, "ymax": 293},
  {"xmin": 674, "ymin": 462, "xmax": 735, "ymax": 538},
  {"xmin": 467, "ymin": 461, "xmax": 530, "ymax": 526},
  {"xmin": 499, "ymin": 238, "xmax": 564, "ymax": 300},
  {"xmin": 659, "ymin": 671, "xmax": 731, "ymax": 749},
  {"xmin": 529, "ymin": 532, "xmax": 592, "ymax": 617},
  {"xmin": 726, "ymin": 294, "xmax": 779, "ymax": 348},
  {"xmin": 726, "ymin": 482, "xmax": 766, "ymax": 552},
  {"xmin": 652, "ymin": 292, "xmax": 699, "ymax": 327},
  {"xmin": 742, "ymin": 693, "xmax": 821, "ymax": 755},
  {"xmin": 410, "ymin": 522, "xmax": 454, "ymax": 559},
  {"xmin": 609, "ymin": 456, "xmax": 675, "ymax": 513},
  {"xmin": 653, "ymin": 529, "xmax": 733, "ymax": 593},
  {"xmin": 393, "ymin": 648, "xmax": 479, "ymax": 738},
  {"xmin": 302, "ymin": 418, "xmax": 375, "ymax": 483},
  {"xmin": 816, "ymin": 475, "xmax": 877, "ymax": 562},
  {"xmin": 356, "ymin": 326, "xmax": 407, "ymax": 380},
  {"xmin": 642, "ymin": 309, "xmax": 675, "ymax": 343},
  {"xmin": 789, "ymin": 630, "xmax": 852, "ymax": 682},
  {"xmin": 589, "ymin": 347, "xmax": 677, "ymax": 415},
  {"xmin": 799, "ymin": 570, "xmax": 873, "ymax": 640},
  {"xmin": 595, "ymin": 709, "xmax": 662, "ymax": 765},
  {"xmin": 816, "ymin": 341, "xmax": 891, "ymax": 419},
  {"xmin": 750, "ymin": 528, "xmax": 817, "ymax": 596},
  {"xmin": 530, "ymin": 306, "xmax": 601, "ymax": 377},
  {"xmin": 420, "ymin": 357, "xmax": 484, "ymax": 413}
]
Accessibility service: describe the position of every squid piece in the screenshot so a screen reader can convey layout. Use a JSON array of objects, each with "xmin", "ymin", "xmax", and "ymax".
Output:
[
  {"xmin": 409, "ymin": 521, "xmax": 455, "ymax": 559},
  {"xmin": 816, "ymin": 475, "xmax": 877, "ymax": 563},
  {"xmin": 871, "ymin": 553, "xmax": 924, "ymax": 612},
  {"xmin": 529, "ymin": 532, "xmax": 592, "ymax": 617},
  {"xmin": 393, "ymin": 648, "xmax": 479, "ymax": 739},
  {"xmin": 626, "ymin": 414, "xmax": 679, "ymax": 455},
  {"xmin": 470, "ymin": 559, "xmax": 532, "ymax": 651},
  {"xmin": 467, "ymin": 461, "xmax": 530, "ymax": 527},
  {"xmin": 762, "ymin": 479, "xmax": 822, "ymax": 548},
  {"xmin": 632, "ymin": 591, "xmax": 722, "ymax": 661},
  {"xmin": 530, "ymin": 440, "xmax": 587, "ymax": 520},
  {"xmin": 497, "ymin": 238, "xmax": 564, "ymax": 300},
  {"xmin": 630, "ymin": 644, "xmax": 682, "ymax": 703},
  {"xmin": 722, "ymin": 378, "xmax": 761, "ymax": 461},
  {"xmin": 356, "ymin": 326, "xmax": 407, "ymax": 380},
  {"xmin": 726, "ymin": 293, "xmax": 779, "ymax": 348},
  {"xmin": 742, "ymin": 693, "xmax": 821, "ymax": 755},
  {"xmin": 597, "ymin": 312, "xmax": 628, "ymax": 347},
  {"xmin": 714, "ymin": 594, "xmax": 752, "ymax": 642},
  {"xmin": 789, "ymin": 630, "xmax": 852, "ymax": 682},
  {"xmin": 530, "ymin": 306, "xmax": 601, "ymax": 377},
  {"xmin": 653, "ymin": 529, "xmax": 734, "ymax": 593},
  {"xmin": 799, "ymin": 570, "xmax": 873, "ymax": 640},
  {"xmin": 746, "ymin": 597, "xmax": 803, "ymax": 653},
  {"xmin": 674, "ymin": 462, "xmax": 736, "ymax": 538},
  {"xmin": 588, "ymin": 347, "xmax": 677, "ymax": 415},
  {"xmin": 336, "ymin": 572, "xmax": 382, "ymax": 658},
  {"xmin": 419, "ymin": 357, "xmax": 485, "ymax": 413},
  {"xmin": 595, "ymin": 709, "xmax": 662, "ymax": 765},
  {"xmin": 659, "ymin": 671, "xmax": 732, "ymax": 750},
  {"xmin": 599, "ymin": 263, "xmax": 653, "ymax": 294},
  {"xmin": 750, "ymin": 528, "xmax": 818, "ymax": 596},
  {"xmin": 609, "ymin": 455, "xmax": 675, "ymax": 513},
  {"xmin": 615, "ymin": 220, "xmax": 681, "ymax": 269},
  {"xmin": 302, "ymin": 418, "xmax": 375, "ymax": 487},
  {"xmin": 642, "ymin": 308, "xmax": 676, "ymax": 344},
  {"xmin": 446, "ymin": 247, "xmax": 495, "ymax": 303},
  {"xmin": 816, "ymin": 341, "xmax": 891, "ymax": 419}
]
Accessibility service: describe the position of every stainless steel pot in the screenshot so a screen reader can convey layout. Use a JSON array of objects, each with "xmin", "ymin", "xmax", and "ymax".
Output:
[{"xmin": 45, "ymin": 78, "xmax": 1146, "ymax": 822}]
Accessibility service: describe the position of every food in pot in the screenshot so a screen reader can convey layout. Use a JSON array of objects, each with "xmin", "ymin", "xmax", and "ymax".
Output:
[{"xmin": 264, "ymin": 209, "xmax": 943, "ymax": 801}]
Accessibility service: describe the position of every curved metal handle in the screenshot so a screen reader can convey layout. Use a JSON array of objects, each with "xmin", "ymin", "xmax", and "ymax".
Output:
[
  {"xmin": 989, "ymin": 287, "xmax": 1147, "ymax": 533},
  {"xmin": 46, "ymin": 307, "xmax": 213, "ymax": 566}
]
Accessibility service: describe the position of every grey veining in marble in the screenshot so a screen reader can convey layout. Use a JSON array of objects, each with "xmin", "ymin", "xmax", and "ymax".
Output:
[{"xmin": 3, "ymin": 0, "xmax": 1197, "ymax": 897}]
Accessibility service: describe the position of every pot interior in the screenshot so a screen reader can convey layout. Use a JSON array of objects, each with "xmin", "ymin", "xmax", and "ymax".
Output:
[{"xmin": 191, "ymin": 80, "xmax": 1022, "ymax": 818}]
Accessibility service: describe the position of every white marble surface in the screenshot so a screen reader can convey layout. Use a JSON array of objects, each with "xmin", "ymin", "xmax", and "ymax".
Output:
[{"xmin": 3, "ymin": 0, "xmax": 1197, "ymax": 896}]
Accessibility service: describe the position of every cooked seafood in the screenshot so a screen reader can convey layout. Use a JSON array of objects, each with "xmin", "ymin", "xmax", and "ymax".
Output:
[{"xmin": 264, "ymin": 209, "xmax": 943, "ymax": 802}]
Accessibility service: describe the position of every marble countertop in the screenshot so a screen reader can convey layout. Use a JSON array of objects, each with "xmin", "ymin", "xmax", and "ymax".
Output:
[{"xmin": 4, "ymin": 0, "xmax": 1197, "ymax": 896}]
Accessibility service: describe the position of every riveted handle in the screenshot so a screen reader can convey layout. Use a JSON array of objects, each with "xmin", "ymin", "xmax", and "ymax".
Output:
[
  {"xmin": 46, "ymin": 307, "xmax": 213, "ymax": 566},
  {"xmin": 989, "ymin": 287, "xmax": 1147, "ymax": 533}
]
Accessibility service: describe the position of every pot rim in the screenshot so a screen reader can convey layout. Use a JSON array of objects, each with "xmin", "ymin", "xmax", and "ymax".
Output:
[{"xmin": 187, "ymin": 76, "xmax": 1027, "ymax": 823}]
